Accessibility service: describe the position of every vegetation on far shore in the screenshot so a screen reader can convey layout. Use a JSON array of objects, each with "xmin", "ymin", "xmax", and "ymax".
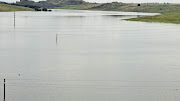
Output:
[
  {"xmin": 55, "ymin": 2, "xmax": 180, "ymax": 24},
  {"xmin": 0, "ymin": 3, "xmax": 34, "ymax": 12}
]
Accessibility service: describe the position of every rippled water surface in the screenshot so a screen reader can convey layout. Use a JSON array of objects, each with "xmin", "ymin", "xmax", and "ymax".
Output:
[{"xmin": 0, "ymin": 9, "xmax": 180, "ymax": 101}]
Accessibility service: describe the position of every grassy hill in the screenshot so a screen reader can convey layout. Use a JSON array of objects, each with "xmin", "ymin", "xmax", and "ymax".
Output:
[
  {"xmin": 117, "ymin": 4, "xmax": 180, "ymax": 24},
  {"xmin": 0, "ymin": 3, "xmax": 34, "ymax": 12},
  {"xmin": 46, "ymin": 0, "xmax": 84, "ymax": 5},
  {"xmin": 90, "ymin": 3, "xmax": 179, "ymax": 13}
]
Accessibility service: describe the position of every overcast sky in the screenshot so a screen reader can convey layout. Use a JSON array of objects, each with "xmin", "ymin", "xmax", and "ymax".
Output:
[{"xmin": 2, "ymin": 0, "xmax": 180, "ymax": 3}]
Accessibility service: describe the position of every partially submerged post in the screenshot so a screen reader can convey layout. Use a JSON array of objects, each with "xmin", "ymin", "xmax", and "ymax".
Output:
[
  {"xmin": 4, "ymin": 79, "xmax": 5, "ymax": 101},
  {"xmin": 14, "ymin": 11, "xmax": 16, "ymax": 27},
  {"xmin": 56, "ymin": 34, "xmax": 61, "ymax": 45},
  {"xmin": 56, "ymin": 34, "xmax": 58, "ymax": 44}
]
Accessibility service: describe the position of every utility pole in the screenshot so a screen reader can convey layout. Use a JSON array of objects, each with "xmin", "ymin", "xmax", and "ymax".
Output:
[
  {"xmin": 14, "ymin": 11, "xmax": 15, "ymax": 27},
  {"xmin": 4, "ymin": 79, "xmax": 5, "ymax": 101},
  {"xmin": 56, "ymin": 34, "xmax": 60, "ymax": 45},
  {"xmin": 56, "ymin": 34, "xmax": 58, "ymax": 44}
]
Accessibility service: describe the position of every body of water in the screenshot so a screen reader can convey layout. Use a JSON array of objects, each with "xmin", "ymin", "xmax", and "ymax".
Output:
[{"xmin": 0, "ymin": 9, "xmax": 180, "ymax": 101}]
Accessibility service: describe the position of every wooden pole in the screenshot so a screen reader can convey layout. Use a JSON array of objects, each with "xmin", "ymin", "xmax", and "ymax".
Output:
[
  {"xmin": 56, "ymin": 34, "xmax": 58, "ymax": 44},
  {"xmin": 4, "ymin": 79, "xmax": 5, "ymax": 101},
  {"xmin": 14, "ymin": 11, "xmax": 15, "ymax": 27}
]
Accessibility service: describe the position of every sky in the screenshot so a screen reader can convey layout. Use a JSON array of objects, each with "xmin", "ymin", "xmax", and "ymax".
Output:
[{"xmin": 2, "ymin": 0, "xmax": 180, "ymax": 3}]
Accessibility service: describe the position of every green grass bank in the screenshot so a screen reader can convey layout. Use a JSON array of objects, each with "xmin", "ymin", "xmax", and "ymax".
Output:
[
  {"xmin": 116, "ymin": 4, "xmax": 180, "ymax": 24},
  {"xmin": 0, "ymin": 3, "xmax": 34, "ymax": 12}
]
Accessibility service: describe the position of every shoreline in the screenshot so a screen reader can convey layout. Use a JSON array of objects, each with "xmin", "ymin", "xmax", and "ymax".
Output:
[
  {"xmin": 54, "ymin": 3, "xmax": 180, "ymax": 24},
  {"xmin": 1, "ymin": 2, "xmax": 179, "ymax": 24}
]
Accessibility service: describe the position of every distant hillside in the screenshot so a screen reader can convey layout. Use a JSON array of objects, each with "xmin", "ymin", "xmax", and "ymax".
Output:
[
  {"xmin": 0, "ymin": 3, "xmax": 34, "ymax": 12},
  {"xmin": 46, "ymin": 0, "xmax": 85, "ymax": 5},
  {"xmin": 90, "ymin": 2, "xmax": 180, "ymax": 13},
  {"xmin": 54, "ymin": 3, "xmax": 99, "ymax": 9}
]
